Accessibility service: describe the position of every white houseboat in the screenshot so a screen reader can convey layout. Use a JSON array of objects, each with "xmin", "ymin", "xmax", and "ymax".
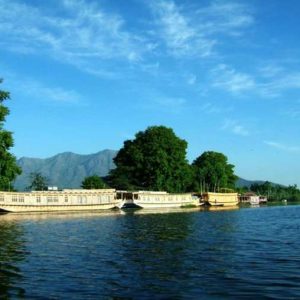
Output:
[
  {"xmin": 239, "ymin": 192, "xmax": 267, "ymax": 205},
  {"xmin": 117, "ymin": 191, "xmax": 200, "ymax": 209},
  {"xmin": 259, "ymin": 196, "xmax": 268, "ymax": 204},
  {"xmin": 0, "ymin": 189, "xmax": 119, "ymax": 213}
]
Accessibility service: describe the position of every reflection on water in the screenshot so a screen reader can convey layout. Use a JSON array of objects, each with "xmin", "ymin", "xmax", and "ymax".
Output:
[
  {"xmin": 0, "ymin": 205, "xmax": 300, "ymax": 298},
  {"xmin": 0, "ymin": 220, "xmax": 26, "ymax": 298},
  {"xmin": 0, "ymin": 207, "xmax": 200, "ymax": 222},
  {"xmin": 0, "ymin": 210, "xmax": 124, "ymax": 222},
  {"xmin": 113, "ymin": 212, "xmax": 194, "ymax": 298},
  {"xmin": 0, "ymin": 206, "xmax": 240, "ymax": 223}
]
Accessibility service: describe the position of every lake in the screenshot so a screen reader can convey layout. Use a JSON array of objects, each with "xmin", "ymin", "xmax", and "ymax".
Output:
[{"xmin": 1, "ymin": 204, "xmax": 300, "ymax": 299}]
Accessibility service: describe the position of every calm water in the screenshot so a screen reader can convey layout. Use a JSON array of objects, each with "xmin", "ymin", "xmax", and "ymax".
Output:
[{"xmin": 1, "ymin": 205, "xmax": 300, "ymax": 299}]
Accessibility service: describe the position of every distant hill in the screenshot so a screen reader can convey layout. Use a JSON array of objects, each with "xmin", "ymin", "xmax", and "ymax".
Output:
[
  {"xmin": 235, "ymin": 177, "xmax": 265, "ymax": 188},
  {"xmin": 235, "ymin": 177, "xmax": 282, "ymax": 188},
  {"xmin": 14, "ymin": 150, "xmax": 117, "ymax": 191}
]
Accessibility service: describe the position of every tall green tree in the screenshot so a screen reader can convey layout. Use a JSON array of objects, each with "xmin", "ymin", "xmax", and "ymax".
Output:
[
  {"xmin": 81, "ymin": 175, "xmax": 107, "ymax": 189},
  {"xmin": 27, "ymin": 172, "xmax": 48, "ymax": 191},
  {"xmin": 109, "ymin": 126, "xmax": 191, "ymax": 192},
  {"xmin": 0, "ymin": 79, "xmax": 21, "ymax": 191},
  {"xmin": 192, "ymin": 151, "xmax": 237, "ymax": 192}
]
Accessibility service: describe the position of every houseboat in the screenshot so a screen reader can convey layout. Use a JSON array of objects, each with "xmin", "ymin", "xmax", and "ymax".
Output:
[
  {"xmin": 201, "ymin": 192, "xmax": 239, "ymax": 207},
  {"xmin": 117, "ymin": 191, "xmax": 200, "ymax": 209},
  {"xmin": 259, "ymin": 196, "xmax": 268, "ymax": 204},
  {"xmin": 0, "ymin": 189, "xmax": 119, "ymax": 213},
  {"xmin": 239, "ymin": 192, "xmax": 267, "ymax": 204}
]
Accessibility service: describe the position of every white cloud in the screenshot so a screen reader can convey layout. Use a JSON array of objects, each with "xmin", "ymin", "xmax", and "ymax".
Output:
[
  {"xmin": 3, "ymin": 70, "xmax": 83, "ymax": 105},
  {"xmin": 258, "ymin": 64, "xmax": 284, "ymax": 78},
  {"xmin": 222, "ymin": 119, "xmax": 249, "ymax": 136},
  {"xmin": 0, "ymin": 0, "xmax": 147, "ymax": 76},
  {"xmin": 150, "ymin": 1, "xmax": 216, "ymax": 57},
  {"xmin": 150, "ymin": 0, "xmax": 253, "ymax": 58},
  {"xmin": 211, "ymin": 64, "xmax": 255, "ymax": 93},
  {"xmin": 0, "ymin": 0, "xmax": 256, "ymax": 77},
  {"xmin": 196, "ymin": 1, "xmax": 254, "ymax": 35},
  {"xmin": 22, "ymin": 80, "xmax": 83, "ymax": 105},
  {"xmin": 264, "ymin": 141, "xmax": 300, "ymax": 153},
  {"xmin": 210, "ymin": 62, "xmax": 300, "ymax": 98},
  {"xmin": 258, "ymin": 71, "xmax": 300, "ymax": 98}
]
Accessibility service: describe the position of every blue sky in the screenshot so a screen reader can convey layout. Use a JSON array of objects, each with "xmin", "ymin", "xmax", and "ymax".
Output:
[{"xmin": 0, "ymin": 0, "xmax": 299, "ymax": 186}]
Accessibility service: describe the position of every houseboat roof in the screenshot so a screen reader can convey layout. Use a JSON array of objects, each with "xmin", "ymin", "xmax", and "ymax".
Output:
[
  {"xmin": 135, "ymin": 191, "xmax": 168, "ymax": 195},
  {"xmin": 0, "ymin": 188, "xmax": 116, "ymax": 194}
]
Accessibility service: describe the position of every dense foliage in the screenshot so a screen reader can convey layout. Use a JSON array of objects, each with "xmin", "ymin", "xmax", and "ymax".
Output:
[
  {"xmin": 250, "ymin": 181, "xmax": 300, "ymax": 202},
  {"xmin": 81, "ymin": 175, "xmax": 107, "ymax": 189},
  {"xmin": 192, "ymin": 151, "xmax": 237, "ymax": 192},
  {"xmin": 109, "ymin": 126, "xmax": 191, "ymax": 192},
  {"xmin": 0, "ymin": 79, "xmax": 21, "ymax": 191},
  {"xmin": 27, "ymin": 172, "xmax": 48, "ymax": 191}
]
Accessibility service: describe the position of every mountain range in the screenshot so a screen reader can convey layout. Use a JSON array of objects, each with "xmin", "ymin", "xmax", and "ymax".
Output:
[
  {"xmin": 14, "ymin": 150, "xmax": 117, "ymax": 191},
  {"xmin": 14, "ymin": 150, "xmax": 268, "ymax": 191}
]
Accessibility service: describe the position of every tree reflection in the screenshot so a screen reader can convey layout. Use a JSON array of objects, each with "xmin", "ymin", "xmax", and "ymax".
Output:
[
  {"xmin": 0, "ymin": 220, "xmax": 26, "ymax": 298},
  {"xmin": 110, "ymin": 211, "xmax": 195, "ymax": 298}
]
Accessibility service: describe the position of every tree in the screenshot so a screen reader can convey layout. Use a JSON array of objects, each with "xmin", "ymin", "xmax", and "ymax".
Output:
[
  {"xmin": 109, "ymin": 126, "xmax": 191, "ymax": 192},
  {"xmin": 27, "ymin": 172, "xmax": 48, "ymax": 191},
  {"xmin": 0, "ymin": 79, "xmax": 22, "ymax": 191},
  {"xmin": 81, "ymin": 175, "xmax": 107, "ymax": 189},
  {"xmin": 250, "ymin": 181, "xmax": 300, "ymax": 202},
  {"xmin": 192, "ymin": 151, "xmax": 237, "ymax": 192}
]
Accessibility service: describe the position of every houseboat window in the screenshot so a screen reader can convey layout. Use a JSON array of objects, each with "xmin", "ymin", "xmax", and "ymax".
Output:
[
  {"xmin": 77, "ymin": 196, "xmax": 87, "ymax": 203},
  {"xmin": 36, "ymin": 196, "xmax": 41, "ymax": 203},
  {"xmin": 47, "ymin": 196, "xmax": 53, "ymax": 202},
  {"xmin": 19, "ymin": 196, "xmax": 24, "ymax": 202},
  {"xmin": 65, "ymin": 196, "xmax": 68, "ymax": 202},
  {"xmin": 12, "ymin": 195, "xmax": 18, "ymax": 202},
  {"xmin": 53, "ymin": 196, "xmax": 58, "ymax": 202},
  {"xmin": 0, "ymin": 195, "xmax": 4, "ymax": 202}
]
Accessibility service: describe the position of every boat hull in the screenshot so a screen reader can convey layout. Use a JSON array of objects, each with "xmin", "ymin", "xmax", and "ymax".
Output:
[
  {"xmin": 0, "ymin": 203, "xmax": 119, "ymax": 213},
  {"xmin": 132, "ymin": 199, "xmax": 199, "ymax": 209}
]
